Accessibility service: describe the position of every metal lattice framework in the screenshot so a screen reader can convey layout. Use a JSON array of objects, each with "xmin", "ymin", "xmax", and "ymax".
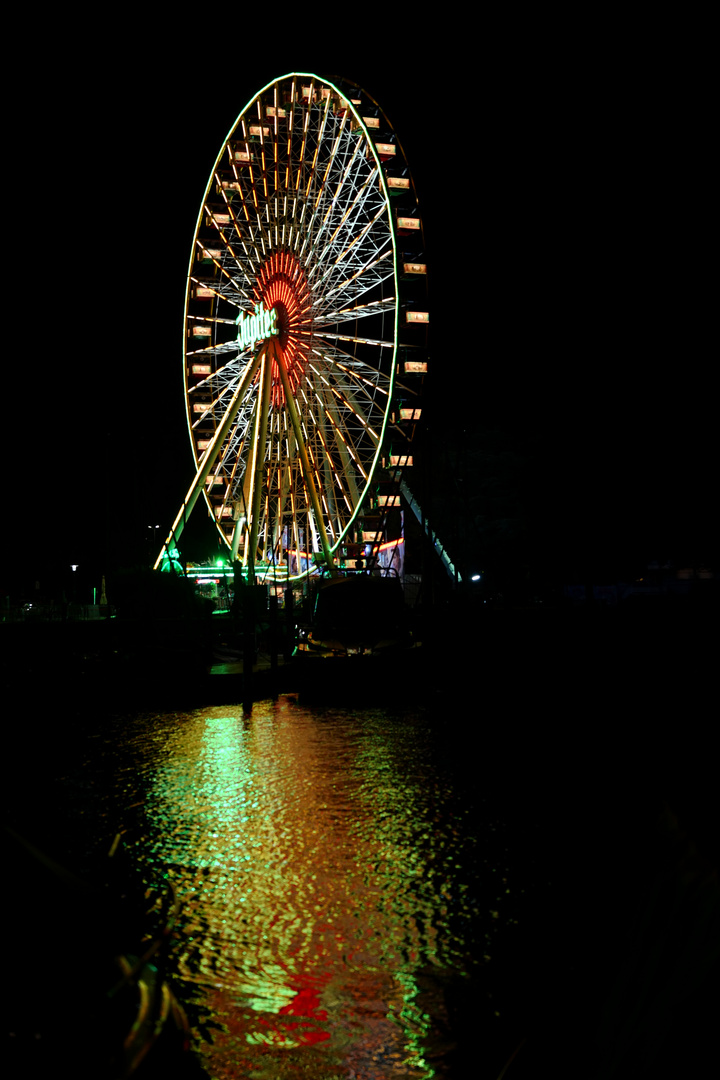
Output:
[{"xmin": 155, "ymin": 73, "xmax": 428, "ymax": 582}]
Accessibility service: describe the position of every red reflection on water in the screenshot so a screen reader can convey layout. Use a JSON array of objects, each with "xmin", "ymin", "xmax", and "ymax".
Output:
[{"xmin": 272, "ymin": 979, "xmax": 331, "ymax": 1045}]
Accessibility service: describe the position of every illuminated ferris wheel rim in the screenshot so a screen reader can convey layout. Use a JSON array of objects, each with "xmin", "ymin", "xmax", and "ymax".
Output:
[{"xmin": 157, "ymin": 72, "xmax": 428, "ymax": 581}]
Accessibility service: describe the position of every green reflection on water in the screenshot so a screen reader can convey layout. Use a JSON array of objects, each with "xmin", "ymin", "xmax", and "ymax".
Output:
[{"xmin": 126, "ymin": 698, "xmax": 484, "ymax": 1078}]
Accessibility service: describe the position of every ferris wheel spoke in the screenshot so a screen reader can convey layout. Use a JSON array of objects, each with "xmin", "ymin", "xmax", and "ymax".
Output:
[
  {"xmin": 308, "ymin": 112, "xmax": 355, "ymax": 217},
  {"xmin": 304, "ymin": 159, "xmax": 374, "ymax": 253},
  {"xmin": 307, "ymin": 381, "xmax": 369, "ymax": 486},
  {"xmin": 189, "ymin": 386, "xmax": 234, "ymax": 429},
  {"xmin": 310, "ymin": 344, "xmax": 393, "ymax": 402},
  {"xmin": 311, "ymin": 219, "xmax": 390, "ymax": 305},
  {"xmin": 322, "ymin": 130, "xmax": 364, "ymax": 206},
  {"xmin": 319, "ymin": 441, "xmax": 341, "ymax": 539},
  {"xmin": 319, "ymin": 247, "xmax": 395, "ymax": 310},
  {"xmin": 239, "ymin": 141, "xmax": 272, "ymax": 244},
  {"xmin": 322, "ymin": 172, "xmax": 383, "ymax": 260},
  {"xmin": 300, "ymin": 141, "xmax": 371, "ymax": 262},
  {"xmin": 188, "ymin": 276, "xmax": 241, "ymax": 309},
  {"xmin": 243, "ymin": 345, "xmax": 273, "ymax": 571},
  {"xmin": 281, "ymin": 77, "xmax": 298, "ymax": 193},
  {"xmin": 185, "ymin": 356, "xmax": 242, "ymax": 394},
  {"xmin": 205, "ymin": 204, "xmax": 264, "ymax": 267},
  {"xmin": 214, "ymin": 183, "xmax": 265, "ymax": 265},
  {"xmin": 217, "ymin": 405, "xmax": 254, "ymax": 472},
  {"xmin": 266, "ymin": 420, "xmax": 292, "ymax": 534},
  {"xmin": 216, "ymin": 438, "xmax": 245, "ymax": 503},
  {"xmin": 237, "ymin": 195, "xmax": 269, "ymax": 261},
  {"xmin": 293, "ymin": 80, "xmax": 318, "ymax": 193},
  {"xmin": 307, "ymin": 360, "xmax": 383, "ymax": 437},
  {"xmin": 194, "ymin": 235, "xmax": 251, "ymax": 296},
  {"xmin": 196, "ymin": 222, "xmax": 255, "ymax": 294},
  {"xmin": 331, "ymin": 200, "xmax": 389, "ymax": 265},
  {"xmin": 314, "ymin": 295, "xmax": 396, "ymax": 326},
  {"xmin": 306, "ymin": 171, "xmax": 383, "ymax": 281},
  {"xmin": 217, "ymin": 213, "xmax": 261, "ymax": 279},
  {"xmin": 303, "ymin": 91, "xmax": 334, "ymax": 200},
  {"xmin": 269, "ymin": 86, "xmax": 281, "ymax": 194},
  {"xmin": 313, "ymin": 329, "xmax": 396, "ymax": 350},
  {"xmin": 272, "ymin": 339, "xmax": 335, "ymax": 567},
  {"xmin": 253, "ymin": 107, "xmax": 273, "ymax": 202},
  {"xmin": 187, "ymin": 315, "xmax": 238, "ymax": 326},
  {"xmin": 189, "ymin": 357, "xmax": 259, "ymax": 428},
  {"xmin": 155, "ymin": 348, "xmax": 263, "ymax": 568},
  {"xmin": 319, "ymin": 395, "xmax": 363, "ymax": 514},
  {"xmin": 186, "ymin": 341, "xmax": 242, "ymax": 360},
  {"xmin": 325, "ymin": 379, "xmax": 383, "ymax": 443}
]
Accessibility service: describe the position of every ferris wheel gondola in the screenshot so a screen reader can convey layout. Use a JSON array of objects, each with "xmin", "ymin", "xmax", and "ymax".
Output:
[{"xmin": 155, "ymin": 73, "xmax": 428, "ymax": 583}]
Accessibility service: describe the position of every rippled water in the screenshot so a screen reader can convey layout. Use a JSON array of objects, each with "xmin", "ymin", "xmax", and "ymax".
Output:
[{"xmin": 101, "ymin": 696, "xmax": 519, "ymax": 1078}]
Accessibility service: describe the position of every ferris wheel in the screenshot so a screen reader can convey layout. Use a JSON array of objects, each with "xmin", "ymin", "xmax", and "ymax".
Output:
[{"xmin": 155, "ymin": 73, "xmax": 428, "ymax": 583}]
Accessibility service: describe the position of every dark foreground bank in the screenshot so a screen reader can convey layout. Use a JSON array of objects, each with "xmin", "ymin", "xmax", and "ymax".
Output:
[{"xmin": 3, "ymin": 603, "xmax": 718, "ymax": 1078}]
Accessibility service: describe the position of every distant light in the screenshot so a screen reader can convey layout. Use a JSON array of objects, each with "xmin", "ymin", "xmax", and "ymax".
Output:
[
  {"xmin": 471, "ymin": 573, "xmax": 481, "ymax": 582},
  {"xmin": 71, "ymin": 564, "xmax": 79, "ymax": 572}
]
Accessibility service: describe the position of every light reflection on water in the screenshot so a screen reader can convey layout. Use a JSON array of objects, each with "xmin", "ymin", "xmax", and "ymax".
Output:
[{"xmin": 116, "ymin": 696, "xmax": 505, "ymax": 1079}]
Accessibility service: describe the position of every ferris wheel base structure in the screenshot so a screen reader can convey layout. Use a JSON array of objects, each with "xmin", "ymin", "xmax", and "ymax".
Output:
[{"xmin": 153, "ymin": 73, "xmax": 428, "ymax": 586}]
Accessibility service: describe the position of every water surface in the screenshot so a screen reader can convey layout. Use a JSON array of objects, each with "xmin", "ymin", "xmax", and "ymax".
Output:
[{"xmin": 101, "ymin": 696, "xmax": 520, "ymax": 1078}]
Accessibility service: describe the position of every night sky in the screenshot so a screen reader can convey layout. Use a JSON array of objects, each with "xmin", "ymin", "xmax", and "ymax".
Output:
[
  {"xmin": 5, "ymin": 30, "xmax": 714, "ymax": 598},
  {"xmin": 4, "ymin": 35, "xmax": 716, "ymax": 1078}
]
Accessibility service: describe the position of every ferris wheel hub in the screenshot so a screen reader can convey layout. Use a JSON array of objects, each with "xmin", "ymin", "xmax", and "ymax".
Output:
[{"xmin": 255, "ymin": 250, "xmax": 313, "ymax": 403}]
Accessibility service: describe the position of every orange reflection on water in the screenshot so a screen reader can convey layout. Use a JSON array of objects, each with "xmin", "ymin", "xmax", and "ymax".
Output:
[{"xmin": 128, "ymin": 697, "xmax": 484, "ymax": 1078}]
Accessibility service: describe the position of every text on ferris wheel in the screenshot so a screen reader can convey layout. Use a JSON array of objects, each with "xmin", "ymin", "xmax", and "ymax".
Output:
[{"xmin": 236, "ymin": 302, "xmax": 279, "ymax": 351}]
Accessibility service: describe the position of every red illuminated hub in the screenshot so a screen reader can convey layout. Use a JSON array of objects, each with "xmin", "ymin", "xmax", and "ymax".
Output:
[{"xmin": 256, "ymin": 252, "xmax": 312, "ymax": 406}]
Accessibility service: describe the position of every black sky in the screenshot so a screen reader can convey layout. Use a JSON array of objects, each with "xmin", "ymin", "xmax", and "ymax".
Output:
[{"xmin": 5, "ymin": 28, "xmax": 714, "ymax": 594}]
